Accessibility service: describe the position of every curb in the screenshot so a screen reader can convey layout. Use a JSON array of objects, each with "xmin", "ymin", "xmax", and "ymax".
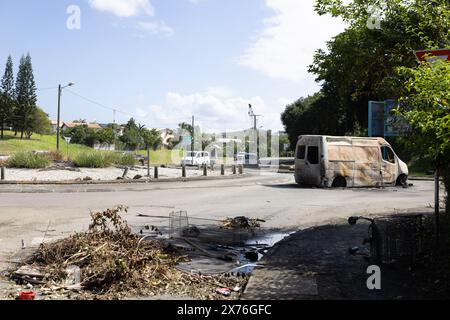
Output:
[
  {"xmin": 409, "ymin": 176, "xmax": 439, "ymax": 182},
  {"xmin": 0, "ymin": 173, "xmax": 250, "ymax": 186}
]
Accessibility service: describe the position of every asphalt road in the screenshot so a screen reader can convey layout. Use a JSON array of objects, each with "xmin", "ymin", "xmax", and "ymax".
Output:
[{"xmin": 0, "ymin": 172, "xmax": 436, "ymax": 272}]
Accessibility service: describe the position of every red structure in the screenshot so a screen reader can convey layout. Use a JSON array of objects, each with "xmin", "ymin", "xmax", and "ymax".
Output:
[{"xmin": 414, "ymin": 49, "xmax": 450, "ymax": 62}]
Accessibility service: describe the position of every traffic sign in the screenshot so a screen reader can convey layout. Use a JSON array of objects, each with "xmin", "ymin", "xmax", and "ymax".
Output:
[{"xmin": 414, "ymin": 48, "xmax": 450, "ymax": 62}]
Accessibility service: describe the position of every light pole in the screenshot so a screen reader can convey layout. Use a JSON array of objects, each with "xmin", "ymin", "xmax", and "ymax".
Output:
[
  {"xmin": 248, "ymin": 104, "xmax": 262, "ymax": 164},
  {"xmin": 57, "ymin": 82, "xmax": 75, "ymax": 151}
]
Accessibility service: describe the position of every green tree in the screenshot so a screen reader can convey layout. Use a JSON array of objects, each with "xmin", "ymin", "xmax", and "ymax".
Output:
[
  {"xmin": 14, "ymin": 54, "xmax": 37, "ymax": 139},
  {"xmin": 66, "ymin": 125, "xmax": 89, "ymax": 145},
  {"xmin": 0, "ymin": 56, "xmax": 15, "ymax": 139},
  {"xmin": 141, "ymin": 128, "xmax": 162, "ymax": 150},
  {"xmin": 179, "ymin": 122, "xmax": 193, "ymax": 136},
  {"xmin": 304, "ymin": 0, "xmax": 450, "ymax": 135},
  {"xmin": 119, "ymin": 118, "xmax": 149, "ymax": 150},
  {"xmin": 26, "ymin": 107, "xmax": 51, "ymax": 137},
  {"xmin": 397, "ymin": 59, "xmax": 450, "ymax": 214},
  {"xmin": 281, "ymin": 93, "xmax": 340, "ymax": 147},
  {"xmin": 96, "ymin": 128, "xmax": 115, "ymax": 144}
]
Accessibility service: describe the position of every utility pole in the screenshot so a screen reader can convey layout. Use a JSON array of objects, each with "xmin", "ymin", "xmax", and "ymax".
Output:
[
  {"xmin": 56, "ymin": 82, "xmax": 74, "ymax": 151},
  {"xmin": 248, "ymin": 104, "xmax": 262, "ymax": 164},
  {"xmin": 113, "ymin": 109, "xmax": 117, "ymax": 151},
  {"xmin": 191, "ymin": 115, "xmax": 195, "ymax": 153},
  {"xmin": 56, "ymin": 85, "xmax": 62, "ymax": 151}
]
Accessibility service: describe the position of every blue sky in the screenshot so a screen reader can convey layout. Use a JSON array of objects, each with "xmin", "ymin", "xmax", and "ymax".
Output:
[{"xmin": 0, "ymin": 0, "xmax": 345, "ymax": 132}]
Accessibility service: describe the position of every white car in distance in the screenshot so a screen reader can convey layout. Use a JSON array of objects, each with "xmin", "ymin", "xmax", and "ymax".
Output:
[{"xmin": 181, "ymin": 151, "xmax": 211, "ymax": 166}]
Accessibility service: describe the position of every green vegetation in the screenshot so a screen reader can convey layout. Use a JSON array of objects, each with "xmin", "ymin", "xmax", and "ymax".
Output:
[
  {"xmin": 65, "ymin": 125, "xmax": 115, "ymax": 147},
  {"xmin": 281, "ymin": 0, "xmax": 449, "ymax": 143},
  {"xmin": 137, "ymin": 149, "xmax": 184, "ymax": 166},
  {"xmin": 1, "ymin": 54, "xmax": 52, "ymax": 140},
  {"xmin": 118, "ymin": 118, "xmax": 162, "ymax": 151},
  {"xmin": 0, "ymin": 131, "xmax": 92, "ymax": 156},
  {"xmin": 72, "ymin": 152, "xmax": 136, "ymax": 168},
  {"xmin": 7, "ymin": 151, "xmax": 50, "ymax": 169},
  {"xmin": 397, "ymin": 59, "xmax": 450, "ymax": 213}
]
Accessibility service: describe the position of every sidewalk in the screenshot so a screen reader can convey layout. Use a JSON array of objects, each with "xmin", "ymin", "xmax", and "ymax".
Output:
[{"xmin": 242, "ymin": 220, "xmax": 433, "ymax": 300}]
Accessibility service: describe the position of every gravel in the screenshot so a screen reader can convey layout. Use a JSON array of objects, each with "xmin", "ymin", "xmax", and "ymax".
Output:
[{"xmin": 3, "ymin": 166, "xmax": 232, "ymax": 182}]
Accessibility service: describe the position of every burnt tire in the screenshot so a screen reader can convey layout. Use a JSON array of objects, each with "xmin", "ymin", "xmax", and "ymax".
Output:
[
  {"xmin": 396, "ymin": 174, "xmax": 408, "ymax": 187},
  {"xmin": 332, "ymin": 176, "xmax": 347, "ymax": 188}
]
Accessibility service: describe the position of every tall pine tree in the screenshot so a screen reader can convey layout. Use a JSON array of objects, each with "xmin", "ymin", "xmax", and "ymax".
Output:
[
  {"xmin": 0, "ymin": 56, "xmax": 15, "ymax": 139},
  {"xmin": 15, "ymin": 53, "xmax": 37, "ymax": 139}
]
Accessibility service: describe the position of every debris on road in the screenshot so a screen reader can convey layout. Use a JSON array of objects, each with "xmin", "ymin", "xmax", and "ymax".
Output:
[
  {"xmin": 215, "ymin": 287, "xmax": 231, "ymax": 297},
  {"xmin": 17, "ymin": 291, "xmax": 36, "ymax": 300},
  {"xmin": 181, "ymin": 226, "xmax": 201, "ymax": 238},
  {"xmin": 220, "ymin": 217, "xmax": 266, "ymax": 231},
  {"xmin": 10, "ymin": 205, "xmax": 246, "ymax": 300}
]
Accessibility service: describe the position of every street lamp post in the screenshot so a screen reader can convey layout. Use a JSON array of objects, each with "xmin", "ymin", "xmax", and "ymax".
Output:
[
  {"xmin": 56, "ymin": 82, "xmax": 74, "ymax": 151},
  {"xmin": 248, "ymin": 104, "xmax": 262, "ymax": 164}
]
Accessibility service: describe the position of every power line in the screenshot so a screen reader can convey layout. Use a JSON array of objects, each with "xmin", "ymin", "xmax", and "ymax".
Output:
[{"xmin": 65, "ymin": 89, "xmax": 137, "ymax": 118}]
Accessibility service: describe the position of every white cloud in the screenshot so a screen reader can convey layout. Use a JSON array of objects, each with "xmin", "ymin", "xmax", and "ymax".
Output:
[
  {"xmin": 239, "ymin": 0, "xmax": 346, "ymax": 82},
  {"xmin": 135, "ymin": 89, "xmax": 283, "ymax": 133},
  {"xmin": 136, "ymin": 21, "xmax": 174, "ymax": 37},
  {"xmin": 88, "ymin": 0, "xmax": 154, "ymax": 17}
]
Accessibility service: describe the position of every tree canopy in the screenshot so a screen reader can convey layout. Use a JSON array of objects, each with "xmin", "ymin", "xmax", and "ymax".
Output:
[
  {"xmin": 282, "ymin": 0, "xmax": 450, "ymax": 143},
  {"xmin": 397, "ymin": 59, "xmax": 450, "ymax": 212},
  {"xmin": 0, "ymin": 56, "xmax": 15, "ymax": 139}
]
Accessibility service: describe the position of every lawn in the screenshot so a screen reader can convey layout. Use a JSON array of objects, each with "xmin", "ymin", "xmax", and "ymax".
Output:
[
  {"xmin": 0, "ymin": 131, "xmax": 184, "ymax": 165},
  {"xmin": 0, "ymin": 131, "xmax": 92, "ymax": 157},
  {"xmin": 137, "ymin": 149, "xmax": 185, "ymax": 166}
]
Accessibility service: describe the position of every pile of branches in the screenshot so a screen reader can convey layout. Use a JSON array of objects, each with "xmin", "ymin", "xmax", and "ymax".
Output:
[
  {"xmin": 23, "ymin": 206, "xmax": 246, "ymax": 299},
  {"xmin": 220, "ymin": 216, "xmax": 265, "ymax": 231}
]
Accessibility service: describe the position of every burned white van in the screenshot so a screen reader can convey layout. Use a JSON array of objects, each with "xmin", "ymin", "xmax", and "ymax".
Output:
[{"xmin": 294, "ymin": 135, "xmax": 408, "ymax": 188}]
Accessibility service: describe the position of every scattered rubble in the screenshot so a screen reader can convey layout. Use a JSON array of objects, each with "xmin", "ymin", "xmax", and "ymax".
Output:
[
  {"xmin": 220, "ymin": 217, "xmax": 266, "ymax": 231},
  {"xmin": 9, "ymin": 206, "xmax": 247, "ymax": 300}
]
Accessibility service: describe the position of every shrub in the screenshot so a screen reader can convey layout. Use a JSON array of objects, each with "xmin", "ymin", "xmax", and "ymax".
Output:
[
  {"xmin": 72, "ymin": 152, "xmax": 136, "ymax": 168},
  {"xmin": 46, "ymin": 151, "xmax": 64, "ymax": 161},
  {"xmin": 72, "ymin": 152, "xmax": 109, "ymax": 168},
  {"xmin": 7, "ymin": 151, "xmax": 50, "ymax": 169},
  {"xmin": 113, "ymin": 153, "xmax": 136, "ymax": 166}
]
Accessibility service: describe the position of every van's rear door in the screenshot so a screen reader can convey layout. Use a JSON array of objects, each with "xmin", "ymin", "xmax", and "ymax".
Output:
[{"xmin": 295, "ymin": 137, "xmax": 322, "ymax": 186}]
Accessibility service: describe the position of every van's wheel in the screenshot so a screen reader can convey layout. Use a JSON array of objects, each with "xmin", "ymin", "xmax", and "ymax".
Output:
[
  {"xmin": 332, "ymin": 176, "xmax": 347, "ymax": 188},
  {"xmin": 396, "ymin": 174, "xmax": 408, "ymax": 187}
]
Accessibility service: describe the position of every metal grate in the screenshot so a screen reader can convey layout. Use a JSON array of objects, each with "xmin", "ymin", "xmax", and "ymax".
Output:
[
  {"xmin": 169, "ymin": 211, "xmax": 189, "ymax": 238},
  {"xmin": 371, "ymin": 214, "xmax": 429, "ymax": 265}
]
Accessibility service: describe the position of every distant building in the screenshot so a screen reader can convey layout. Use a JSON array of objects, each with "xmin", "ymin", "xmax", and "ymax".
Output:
[
  {"xmin": 50, "ymin": 121, "xmax": 64, "ymax": 134},
  {"xmin": 157, "ymin": 128, "xmax": 175, "ymax": 147},
  {"xmin": 61, "ymin": 121, "xmax": 103, "ymax": 131},
  {"xmin": 98, "ymin": 123, "xmax": 125, "ymax": 137},
  {"xmin": 93, "ymin": 142, "xmax": 115, "ymax": 151}
]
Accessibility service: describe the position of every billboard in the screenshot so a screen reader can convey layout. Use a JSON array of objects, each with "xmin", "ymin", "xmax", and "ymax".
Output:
[{"xmin": 368, "ymin": 100, "xmax": 409, "ymax": 137}]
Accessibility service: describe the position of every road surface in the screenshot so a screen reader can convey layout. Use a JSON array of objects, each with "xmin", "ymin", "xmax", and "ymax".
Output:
[{"xmin": 0, "ymin": 172, "xmax": 435, "ymax": 272}]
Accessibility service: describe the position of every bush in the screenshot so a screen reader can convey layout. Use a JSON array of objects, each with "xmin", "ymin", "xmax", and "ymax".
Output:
[
  {"xmin": 72, "ymin": 152, "xmax": 136, "ymax": 168},
  {"xmin": 72, "ymin": 152, "xmax": 109, "ymax": 168},
  {"xmin": 46, "ymin": 151, "xmax": 64, "ymax": 161},
  {"xmin": 113, "ymin": 153, "xmax": 136, "ymax": 166},
  {"xmin": 7, "ymin": 151, "xmax": 50, "ymax": 169}
]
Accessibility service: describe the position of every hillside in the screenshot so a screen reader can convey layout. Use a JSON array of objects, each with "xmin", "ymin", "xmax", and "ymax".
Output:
[
  {"xmin": 0, "ymin": 131, "xmax": 183, "ymax": 165},
  {"xmin": 0, "ymin": 131, "xmax": 93, "ymax": 156}
]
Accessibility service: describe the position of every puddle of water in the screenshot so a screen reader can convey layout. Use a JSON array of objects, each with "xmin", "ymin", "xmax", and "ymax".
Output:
[
  {"xmin": 135, "ymin": 224, "xmax": 293, "ymax": 276},
  {"xmin": 245, "ymin": 232, "xmax": 291, "ymax": 247},
  {"xmin": 227, "ymin": 232, "xmax": 293, "ymax": 275}
]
